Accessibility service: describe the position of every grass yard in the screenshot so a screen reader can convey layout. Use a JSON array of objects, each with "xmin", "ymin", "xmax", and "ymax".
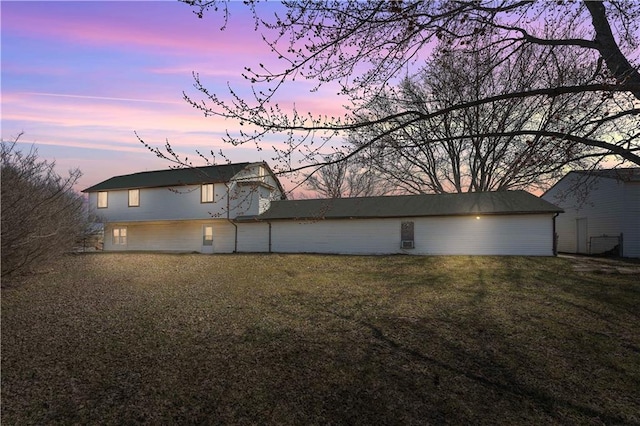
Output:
[{"xmin": 2, "ymin": 253, "xmax": 639, "ymax": 425}]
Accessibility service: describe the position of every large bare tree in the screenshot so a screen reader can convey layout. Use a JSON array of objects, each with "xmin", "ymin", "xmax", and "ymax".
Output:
[
  {"xmin": 349, "ymin": 30, "xmax": 629, "ymax": 194},
  {"xmin": 147, "ymin": 1, "xmax": 639, "ymax": 183}
]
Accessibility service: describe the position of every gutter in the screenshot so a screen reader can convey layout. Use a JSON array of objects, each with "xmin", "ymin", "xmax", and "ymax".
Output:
[
  {"xmin": 553, "ymin": 212, "xmax": 560, "ymax": 256},
  {"xmin": 226, "ymin": 182, "xmax": 238, "ymax": 253},
  {"xmin": 230, "ymin": 219, "xmax": 238, "ymax": 253}
]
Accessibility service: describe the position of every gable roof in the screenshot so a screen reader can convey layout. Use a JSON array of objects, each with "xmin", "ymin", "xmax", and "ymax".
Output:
[
  {"xmin": 236, "ymin": 190, "xmax": 562, "ymax": 222},
  {"xmin": 573, "ymin": 167, "xmax": 640, "ymax": 182},
  {"xmin": 542, "ymin": 167, "xmax": 640, "ymax": 197},
  {"xmin": 82, "ymin": 162, "xmax": 252, "ymax": 192}
]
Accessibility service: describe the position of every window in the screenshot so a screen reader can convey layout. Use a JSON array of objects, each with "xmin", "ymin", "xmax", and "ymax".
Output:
[
  {"xmin": 201, "ymin": 184, "xmax": 214, "ymax": 203},
  {"xmin": 112, "ymin": 227, "xmax": 127, "ymax": 245},
  {"xmin": 128, "ymin": 189, "xmax": 140, "ymax": 207},
  {"xmin": 401, "ymin": 221, "xmax": 415, "ymax": 249},
  {"xmin": 97, "ymin": 191, "xmax": 108, "ymax": 208},
  {"xmin": 203, "ymin": 225, "xmax": 213, "ymax": 246}
]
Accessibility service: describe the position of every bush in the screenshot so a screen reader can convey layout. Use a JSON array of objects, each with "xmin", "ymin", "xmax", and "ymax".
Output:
[{"xmin": 1, "ymin": 136, "xmax": 87, "ymax": 283}]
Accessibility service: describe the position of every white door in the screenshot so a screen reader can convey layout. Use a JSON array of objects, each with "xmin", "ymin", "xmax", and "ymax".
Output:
[
  {"xmin": 202, "ymin": 225, "xmax": 214, "ymax": 254},
  {"xmin": 576, "ymin": 218, "xmax": 588, "ymax": 254}
]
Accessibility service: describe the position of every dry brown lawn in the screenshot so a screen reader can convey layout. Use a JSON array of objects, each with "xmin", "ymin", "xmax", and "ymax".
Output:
[{"xmin": 2, "ymin": 253, "xmax": 639, "ymax": 425}]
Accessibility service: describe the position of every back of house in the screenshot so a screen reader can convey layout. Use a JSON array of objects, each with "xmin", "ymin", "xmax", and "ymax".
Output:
[
  {"xmin": 85, "ymin": 162, "xmax": 563, "ymax": 256},
  {"xmin": 83, "ymin": 162, "xmax": 284, "ymax": 253}
]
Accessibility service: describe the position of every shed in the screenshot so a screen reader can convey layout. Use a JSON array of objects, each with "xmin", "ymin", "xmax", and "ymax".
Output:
[{"xmin": 542, "ymin": 168, "xmax": 640, "ymax": 258}]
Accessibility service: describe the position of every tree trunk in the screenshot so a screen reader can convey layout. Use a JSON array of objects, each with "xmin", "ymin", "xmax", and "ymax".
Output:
[{"xmin": 585, "ymin": 1, "xmax": 640, "ymax": 99}]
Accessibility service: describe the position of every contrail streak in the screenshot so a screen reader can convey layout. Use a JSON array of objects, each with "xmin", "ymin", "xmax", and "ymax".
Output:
[{"xmin": 23, "ymin": 92, "xmax": 182, "ymax": 104}]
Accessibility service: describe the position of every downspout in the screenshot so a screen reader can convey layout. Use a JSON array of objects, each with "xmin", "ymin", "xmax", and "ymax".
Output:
[
  {"xmin": 268, "ymin": 221, "xmax": 272, "ymax": 253},
  {"xmin": 552, "ymin": 213, "xmax": 559, "ymax": 256},
  {"xmin": 226, "ymin": 182, "xmax": 238, "ymax": 253}
]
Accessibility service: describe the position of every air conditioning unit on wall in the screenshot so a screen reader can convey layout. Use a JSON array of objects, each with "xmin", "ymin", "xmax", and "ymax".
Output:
[{"xmin": 401, "ymin": 240, "xmax": 415, "ymax": 249}]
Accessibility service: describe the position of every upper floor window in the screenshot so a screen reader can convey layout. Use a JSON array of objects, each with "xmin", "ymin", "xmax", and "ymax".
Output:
[
  {"xmin": 201, "ymin": 184, "xmax": 214, "ymax": 203},
  {"xmin": 97, "ymin": 191, "xmax": 108, "ymax": 208},
  {"xmin": 128, "ymin": 189, "xmax": 140, "ymax": 207}
]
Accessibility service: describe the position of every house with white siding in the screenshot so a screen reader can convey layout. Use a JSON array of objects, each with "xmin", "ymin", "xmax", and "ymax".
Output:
[
  {"xmin": 82, "ymin": 162, "xmax": 285, "ymax": 253},
  {"xmin": 85, "ymin": 163, "xmax": 563, "ymax": 256},
  {"xmin": 542, "ymin": 168, "xmax": 640, "ymax": 258}
]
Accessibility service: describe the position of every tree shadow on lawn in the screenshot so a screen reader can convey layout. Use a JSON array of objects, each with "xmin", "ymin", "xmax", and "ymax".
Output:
[
  {"xmin": 2, "ymin": 254, "xmax": 639, "ymax": 425},
  {"xmin": 259, "ymin": 256, "xmax": 640, "ymax": 424}
]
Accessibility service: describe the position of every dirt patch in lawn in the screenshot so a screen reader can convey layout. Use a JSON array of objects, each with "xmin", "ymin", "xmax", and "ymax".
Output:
[{"xmin": 560, "ymin": 254, "xmax": 640, "ymax": 274}]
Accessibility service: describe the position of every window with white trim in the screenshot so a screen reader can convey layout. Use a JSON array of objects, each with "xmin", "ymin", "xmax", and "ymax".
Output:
[
  {"xmin": 97, "ymin": 191, "xmax": 108, "ymax": 208},
  {"xmin": 128, "ymin": 189, "xmax": 140, "ymax": 207},
  {"xmin": 112, "ymin": 227, "xmax": 127, "ymax": 245},
  {"xmin": 201, "ymin": 184, "xmax": 214, "ymax": 203},
  {"xmin": 203, "ymin": 225, "xmax": 213, "ymax": 246}
]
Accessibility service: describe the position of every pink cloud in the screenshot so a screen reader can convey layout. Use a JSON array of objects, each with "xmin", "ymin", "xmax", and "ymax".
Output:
[
  {"xmin": 3, "ymin": 2, "xmax": 275, "ymax": 56},
  {"xmin": 3, "ymin": 91, "xmax": 310, "ymax": 158},
  {"xmin": 2, "ymin": 1, "xmax": 348, "ymax": 194}
]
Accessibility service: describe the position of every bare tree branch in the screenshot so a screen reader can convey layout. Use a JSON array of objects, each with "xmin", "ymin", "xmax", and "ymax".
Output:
[{"xmin": 149, "ymin": 0, "xmax": 640, "ymax": 183}]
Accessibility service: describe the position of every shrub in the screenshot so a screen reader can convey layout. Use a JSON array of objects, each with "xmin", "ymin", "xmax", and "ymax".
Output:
[{"xmin": 1, "ymin": 136, "xmax": 87, "ymax": 283}]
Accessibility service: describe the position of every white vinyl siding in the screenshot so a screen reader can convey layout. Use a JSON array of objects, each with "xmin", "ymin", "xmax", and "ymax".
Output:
[
  {"xmin": 622, "ymin": 182, "xmax": 640, "ymax": 257},
  {"xmin": 128, "ymin": 189, "xmax": 140, "ymax": 207},
  {"xmin": 266, "ymin": 214, "xmax": 554, "ymax": 256},
  {"xmin": 88, "ymin": 164, "xmax": 283, "ymax": 223},
  {"xmin": 91, "ymin": 184, "xmax": 260, "ymax": 222},
  {"xmin": 543, "ymin": 173, "xmax": 639, "ymax": 257},
  {"xmin": 102, "ymin": 215, "xmax": 553, "ymax": 255},
  {"xmin": 98, "ymin": 191, "xmax": 108, "ymax": 208},
  {"xmin": 103, "ymin": 221, "xmax": 235, "ymax": 253},
  {"xmin": 237, "ymin": 222, "xmax": 270, "ymax": 252}
]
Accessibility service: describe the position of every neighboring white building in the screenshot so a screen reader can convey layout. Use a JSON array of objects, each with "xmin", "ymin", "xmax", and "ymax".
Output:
[
  {"xmin": 83, "ymin": 162, "xmax": 285, "ymax": 253},
  {"xmin": 542, "ymin": 168, "xmax": 640, "ymax": 258},
  {"xmin": 84, "ymin": 163, "xmax": 563, "ymax": 256}
]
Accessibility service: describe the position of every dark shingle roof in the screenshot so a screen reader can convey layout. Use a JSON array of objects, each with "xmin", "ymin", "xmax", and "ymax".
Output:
[
  {"xmin": 236, "ymin": 190, "xmax": 562, "ymax": 221},
  {"xmin": 574, "ymin": 168, "xmax": 640, "ymax": 182},
  {"xmin": 83, "ymin": 163, "xmax": 251, "ymax": 192}
]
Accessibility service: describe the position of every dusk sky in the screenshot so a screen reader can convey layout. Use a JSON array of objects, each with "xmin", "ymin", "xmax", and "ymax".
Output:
[{"xmin": 1, "ymin": 1, "xmax": 343, "ymax": 192}]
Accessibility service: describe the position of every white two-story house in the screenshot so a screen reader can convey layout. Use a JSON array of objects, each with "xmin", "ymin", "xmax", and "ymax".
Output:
[
  {"xmin": 83, "ymin": 162, "xmax": 285, "ymax": 253},
  {"xmin": 86, "ymin": 161, "xmax": 563, "ymax": 256}
]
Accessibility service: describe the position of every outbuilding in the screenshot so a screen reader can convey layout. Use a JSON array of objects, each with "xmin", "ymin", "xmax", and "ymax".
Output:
[
  {"xmin": 542, "ymin": 168, "xmax": 640, "ymax": 258},
  {"xmin": 235, "ymin": 190, "xmax": 563, "ymax": 256}
]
